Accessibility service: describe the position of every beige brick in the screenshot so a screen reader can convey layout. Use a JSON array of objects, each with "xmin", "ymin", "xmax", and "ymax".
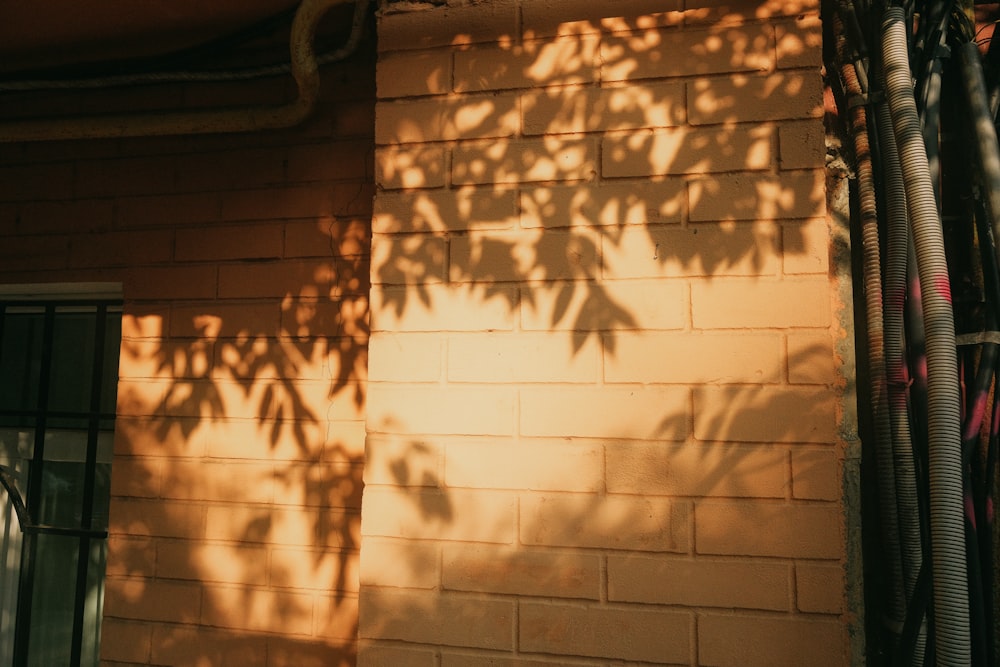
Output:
[
  {"xmin": 784, "ymin": 217, "xmax": 830, "ymax": 274},
  {"xmin": 115, "ymin": 378, "xmax": 167, "ymax": 417},
  {"xmin": 370, "ymin": 284, "xmax": 517, "ymax": 333},
  {"xmin": 199, "ymin": 417, "xmax": 326, "ymax": 461},
  {"xmin": 454, "ymin": 35, "xmax": 599, "ymax": 92},
  {"xmin": 377, "ymin": 50, "xmax": 453, "ymax": 97},
  {"xmin": 377, "ymin": 94, "xmax": 520, "ymax": 144},
  {"xmin": 118, "ymin": 339, "xmax": 209, "ymax": 383},
  {"xmin": 149, "ymin": 625, "xmax": 268, "ymax": 667},
  {"xmin": 201, "ymin": 585, "xmax": 314, "ymax": 634},
  {"xmin": 446, "ymin": 440, "xmax": 603, "ymax": 491},
  {"xmin": 173, "ymin": 147, "xmax": 284, "ymax": 192},
  {"xmin": 453, "ymin": 137, "xmax": 598, "ymax": 185},
  {"xmin": 602, "ymin": 24, "xmax": 774, "ymax": 81},
  {"xmin": 375, "ymin": 146, "xmax": 446, "ymax": 189},
  {"xmin": 683, "ymin": 0, "xmax": 818, "ymax": 24},
  {"xmin": 156, "ymin": 540, "xmax": 268, "ymax": 585},
  {"xmin": 603, "ymin": 222, "xmax": 780, "ymax": 279},
  {"xmin": 125, "ymin": 265, "xmax": 217, "ymax": 300},
  {"xmin": 0, "ymin": 233, "xmax": 67, "ymax": 271},
  {"xmin": 688, "ymin": 170, "xmax": 825, "ymax": 221},
  {"xmin": 204, "ymin": 504, "xmax": 331, "ymax": 547},
  {"xmin": 360, "ymin": 537, "xmax": 440, "ymax": 589},
  {"xmin": 368, "ymin": 333, "xmax": 442, "ymax": 383},
  {"xmin": 780, "ymin": 119, "xmax": 826, "ymax": 170},
  {"xmin": 218, "ymin": 256, "xmax": 368, "ymax": 299},
  {"xmin": 362, "ymin": 486, "xmax": 516, "ymax": 544},
  {"xmin": 76, "ymin": 155, "xmax": 175, "ymax": 197},
  {"xmin": 791, "ymin": 447, "xmax": 842, "ymax": 501},
  {"xmin": 521, "ymin": 279, "xmax": 687, "ymax": 331},
  {"xmin": 358, "ymin": 642, "xmax": 437, "ymax": 667},
  {"xmin": 521, "ymin": 0, "xmax": 684, "ymax": 37},
  {"xmin": 110, "ymin": 457, "xmax": 163, "ymax": 498},
  {"xmin": 285, "ymin": 138, "xmax": 374, "ymax": 183},
  {"xmin": 285, "ymin": 216, "xmax": 370, "ymax": 259},
  {"xmin": 776, "ymin": 15, "xmax": 824, "ymax": 69},
  {"xmin": 100, "ymin": 618, "xmax": 152, "ymax": 663},
  {"xmin": 522, "ymin": 81, "xmax": 685, "ymax": 135},
  {"xmin": 372, "ymin": 232, "xmax": 447, "ymax": 285},
  {"xmin": 604, "ymin": 124, "xmax": 772, "ymax": 178},
  {"xmin": 694, "ymin": 385, "xmax": 837, "ymax": 444},
  {"xmin": 175, "ymin": 223, "xmax": 282, "ymax": 262},
  {"xmin": 69, "ymin": 229, "xmax": 173, "ymax": 269},
  {"xmin": 448, "ymin": 331, "xmax": 599, "ymax": 383},
  {"xmin": 220, "ymin": 183, "xmax": 374, "ymax": 221},
  {"xmin": 443, "ymin": 544, "xmax": 600, "ymax": 599},
  {"xmin": 788, "ymin": 331, "xmax": 836, "ymax": 384},
  {"xmin": 519, "ymin": 386, "xmax": 689, "ymax": 440},
  {"xmin": 374, "ymin": 187, "xmax": 517, "ymax": 234},
  {"xmin": 359, "ymin": 589, "xmax": 514, "ymax": 650},
  {"xmin": 605, "ymin": 331, "xmax": 782, "ymax": 383},
  {"xmin": 797, "ymin": 561, "xmax": 845, "ymax": 613},
  {"xmin": 364, "ymin": 434, "xmax": 442, "ymax": 487},
  {"xmin": 0, "ymin": 162, "xmax": 75, "ymax": 202},
  {"xmin": 368, "ymin": 384, "xmax": 514, "ymax": 436},
  {"xmin": 121, "ymin": 305, "xmax": 167, "ymax": 339},
  {"xmin": 315, "ymin": 593, "xmax": 361, "ymax": 640},
  {"xmin": 520, "ymin": 180, "xmax": 684, "ymax": 228},
  {"xmin": 267, "ymin": 635, "xmax": 356, "ymax": 667},
  {"xmin": 608, "ymin": 554, "xmax": 790, "ymax": 609},
  {"xmin": 160, "ymin": 460, "xmax": 274, "ymax": 503},
  {"xmin": 274, "ymin": 460, "xmax": 364, "ymax": 510},
  {"xmin": 441, "ymin": 655, "xmax": 599, "ymax": 667},
  {"xmin": 699, "ymin": 613, "xmax": 844, "ymax": 667},
  {"xmin": 689, "ymin": 72, "xmax": 823, "ymax": 125},
  {"xmin": 170, "ymin": 302, "xmax": 280, "ymax": 338},
  {"xmin": 377, "ymin": 0, "xmax": 519, "ymax": 52},
  {"xmin": 521, "ymin": 493, "xmax": 690, "ymax": 551},
  {"xmin": 118, "ymin": 191, "xmax": 220, "ymax": 228},
  {"xmin": 606, "ymin": 442, "xmax": 788, "ymax": 497},
  {"xmin": 691, "ymin": 277, "xmax": 831, "ymax": 328},
  {"xmin": 109, "ymin": 497, "xmax": 206, "ymax": 539},
  {"xmin": 695, "ymin": 501, "xmax": 842, "ymax": 558},
  {"xmin": 451, "ymin": 228, "xmax": 599, "ymax": 283},
  {"xmin": 20, "ymin": 198, "xmax": 114, "ymax": 234},
  {"xmin": 270, "ymin": 547, "xmax": 359, "ymax": 592},
  {"xmin": 104, "ymin": 576, "xmax": 201, "ymax": 623},
  {"xmin": 106, "ymin": 534, "xmax": 156, "ymax": 577},
  {"xmin": 277, "ymin": 296, "xmax": 366, "ymax": 341},
  {"xmin": 520, "ymin": 601, "xmax": 691, "ymax": 662}
]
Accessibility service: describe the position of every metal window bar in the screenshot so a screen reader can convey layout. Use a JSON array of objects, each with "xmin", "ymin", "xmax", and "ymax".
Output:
[{"xmin": 0, "ymin": 300, "xmax": 121, "ymax": 667}]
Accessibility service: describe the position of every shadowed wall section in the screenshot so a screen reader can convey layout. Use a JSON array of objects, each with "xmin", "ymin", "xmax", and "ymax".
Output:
[
  {"xmin": 0, "ymin": 33, "xmax": 376, "ymax": 666},
  {"xmin": 360, "ymin": 0, "xmax": 853, "ymax": 665}
]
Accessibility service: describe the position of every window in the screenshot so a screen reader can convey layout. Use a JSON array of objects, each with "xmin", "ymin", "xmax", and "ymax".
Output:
[{"xmin": 0, "ymin": 286, "xmax": 121, "ymax": 666}]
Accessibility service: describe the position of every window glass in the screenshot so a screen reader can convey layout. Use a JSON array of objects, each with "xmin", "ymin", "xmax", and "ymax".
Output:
[{"xmin": 0, "ymin": 300, "xmax": 119, "ymax": 667}]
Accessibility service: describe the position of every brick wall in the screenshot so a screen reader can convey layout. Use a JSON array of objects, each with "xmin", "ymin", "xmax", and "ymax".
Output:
[
  {"xmin": 0, "ymin": 40, "xmax": 375, "ymax": 666},
  {"xmin": 361, "ymin": 0, "xmax": 852, "ymax": 665}
]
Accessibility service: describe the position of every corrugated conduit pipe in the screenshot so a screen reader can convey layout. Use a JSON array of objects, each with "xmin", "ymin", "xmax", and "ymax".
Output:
[
  {"xmin": 835, "ymin": 10, "xmax": 908, "ymax": 639},
  {"xmin": 874, "ymin": 91, "xmax": 927, "ymax": 666},
  {"xmin": 882, "ymin": 6, "xmax": 971, "ymax": 666},
  {"xmin": 0, "ymin": 0, "xmax": 362, "ymax": 141}
]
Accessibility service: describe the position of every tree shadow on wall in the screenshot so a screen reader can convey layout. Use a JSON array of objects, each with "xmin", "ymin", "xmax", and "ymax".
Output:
[{"xmin": 52, "ymin": 2, "xmax": 841, "ymax": 666}]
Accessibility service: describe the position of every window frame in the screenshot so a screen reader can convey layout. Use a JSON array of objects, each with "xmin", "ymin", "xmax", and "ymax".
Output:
[{"xmin": 0, "ymin": 283, "xmax": 122, "ymax": 667}]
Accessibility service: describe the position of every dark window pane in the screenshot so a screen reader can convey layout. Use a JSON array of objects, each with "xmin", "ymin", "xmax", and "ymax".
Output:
[
  {"xmin": 26, "ymin": 533, "xmax": 79, "ymax": 667},
  {"xmin": 100, "ymin": 313, "xmax": 121, "ymax": 416},
  {"xmin": 0, "ymin": 311, "xmax": 43, "ymax": 413},
  {"xmin": 48, "ymin": 310, "xmax": 97, "ymax": 415}
]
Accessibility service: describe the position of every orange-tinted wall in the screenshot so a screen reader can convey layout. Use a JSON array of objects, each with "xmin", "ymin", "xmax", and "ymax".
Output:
[
  {"xmin": 0, "ymin": 0, "xmax": 857, "ymax": 664},
  {"xmin": 0, "ymin": 43, "xmax": 375, "ymax": 666},
  {"xmin": 360, "ymin": 0, "xmax": 855, "ymax": 665}
]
